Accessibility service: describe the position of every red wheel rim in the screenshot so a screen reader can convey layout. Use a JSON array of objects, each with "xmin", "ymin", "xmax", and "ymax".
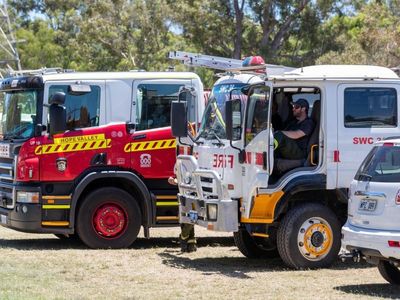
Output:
[{"xmin": 93, "ymin": 203, "xmax": 127, "ymax": 238}]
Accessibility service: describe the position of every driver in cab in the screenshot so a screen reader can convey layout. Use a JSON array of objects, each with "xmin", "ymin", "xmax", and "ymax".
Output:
[{"xmin": 274, "ymin": 98, "xmax": 315, "ymax": 160}]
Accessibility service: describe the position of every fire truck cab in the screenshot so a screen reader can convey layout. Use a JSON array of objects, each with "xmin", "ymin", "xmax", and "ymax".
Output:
[
  {"xmin": 172, "ymin": 64, "xmax": 400, "ymax": 269},
  {"xmin": 0, "ymin": 69, "xmax": 204, "ymax": 248}
]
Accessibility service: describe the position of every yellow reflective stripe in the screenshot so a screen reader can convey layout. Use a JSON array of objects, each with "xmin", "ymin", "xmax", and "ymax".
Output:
[
  {"xmin": 42, "ymin": 195, "xmax": 71, "ymax": 200},
  {"xmin": 240, "ymin": 218, "xmax": 274, "ymax": 224},
  {"xmin": 42, "ymin": 205, "xmax": 71, "ymax": 209},
  {"xmin": 42, "ymin": 221, "xmax": 69, "ymax": 226},
  {"xmin": 251, "ymin": 233, "xmax": 269, "ymax": 238},
  {"xmin": 35, "ymin": 139, "xmax": 111, "ymax": 155},
  {"xmin": 124, "ymin": 139, "xmax": 176, "ymax": 153},
  {"xmin": 156, "ymin": 202, "xmax": 179, "ymax": 206},
  {"xmin": 156, "ymin": 216, "xmax": 179, "ymax": 221}
]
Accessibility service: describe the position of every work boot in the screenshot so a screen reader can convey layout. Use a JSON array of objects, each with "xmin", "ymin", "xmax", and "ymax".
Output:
[
  {"xmin": 180, "ymin": 238, "xmax": 197, "ymax": 252},
  {"xmin": 179, "ymin": 223, "xmax": 196, "ymax": 252},
  {"xmin": 186, "ymin": 242, "xmax": 197, "ymax": 253},
  {"xmin": 180, "ymin": 238, "xmax": 188, "ymax": 252}
]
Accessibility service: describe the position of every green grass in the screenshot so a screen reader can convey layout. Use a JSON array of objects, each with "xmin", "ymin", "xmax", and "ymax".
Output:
[{"xmin": 0, "ymin": 227, "xmax": 398, "ymax": 299}]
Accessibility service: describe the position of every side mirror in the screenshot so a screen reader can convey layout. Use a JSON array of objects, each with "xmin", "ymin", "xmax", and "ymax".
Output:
[
  {"xmin": 171, "ymin": 101, "xmax": 188, "ymax": 137},
  {"xmin": 34, "ymin": 124, "xmax": 46, "ymax": 136},
  {"xmin": 178, "ymin": 86, "xmax": 196, "ymax": 99},
  {"xmin": 241, "ymin": 85, "xmax": 251, "ymax": 95},
  {"xmin": 226, "ymin": 100, "xmax": 233, "ymax": 141},
  {"xmin": 178, "ymin": 86, "xmax": 197, "ymax": 126},
  {"xmin": 49, "ymin": 92, "xmax": 66, "ymax": 105},
  {"xmin": 49, "ymin": 92, "xmax": 67, "ymax": 135},
  {"xmin": 225, "ymin": 99, "xmax": 241, "ymax": 141}
]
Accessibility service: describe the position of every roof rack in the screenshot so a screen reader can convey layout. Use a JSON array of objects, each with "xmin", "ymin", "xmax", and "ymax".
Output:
[{"xmin": 7, "ymin": 67, "xmax": 75, "ymax": 77}]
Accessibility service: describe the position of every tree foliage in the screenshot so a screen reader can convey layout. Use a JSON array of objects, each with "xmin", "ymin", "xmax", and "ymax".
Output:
[
  {"xmin": 317, "ymin": 2, "xmax": 400, "ymax": 67},
  {"xmin": 4, "ymin": 0, "xmax": 400, "ymax": 86}
]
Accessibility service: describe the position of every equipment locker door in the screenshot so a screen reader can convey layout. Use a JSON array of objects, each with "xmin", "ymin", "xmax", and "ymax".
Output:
[
  {"xmin": 337, "ymin": 83, "xmax": 400, "ymax": 188},
  {"xmin": 241, "ymin": 83, "xmax": 274, "ymax": 218}
]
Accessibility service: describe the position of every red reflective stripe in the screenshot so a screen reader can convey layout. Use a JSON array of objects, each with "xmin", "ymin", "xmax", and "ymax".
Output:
[
  {"xmin": 246, "ymin": 152, "xmax": 252, "ymax": 163},
  {"xmin": 383, "ymin": 143, "xmax": 394, "ymax": 147},
  {"xmin": 334, "ymin": 150, "xmax": 340, "ymax": 162},
  {"xmin": 396, "ymin": 190, "xmax": 400, "ymax": 205},
  {"xmin": 255, "ymin": 153, "xmax": 264, "ymax": 166},
  {"xmin": 388, "ymin": 240, "xmax": 400, "ymax": 247}
]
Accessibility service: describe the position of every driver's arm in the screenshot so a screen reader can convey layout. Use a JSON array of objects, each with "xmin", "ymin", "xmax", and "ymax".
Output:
[{"xmin": 281, "ymin": 129, "xmax": 306, "ymax": 139}]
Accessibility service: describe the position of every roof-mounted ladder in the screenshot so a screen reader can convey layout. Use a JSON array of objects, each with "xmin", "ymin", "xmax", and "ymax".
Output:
[{"xmin": 168, "ymin": 51, "xmax": 295, "ymax": 75}]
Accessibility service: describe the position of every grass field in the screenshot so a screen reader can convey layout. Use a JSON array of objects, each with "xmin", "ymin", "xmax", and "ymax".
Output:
[{"xmin": 0, "ymin": 226, "xmax": 399, "ymax": 299}]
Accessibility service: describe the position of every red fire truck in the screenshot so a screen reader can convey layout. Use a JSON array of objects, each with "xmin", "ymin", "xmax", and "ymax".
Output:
[{"xmin": 0, "ymin": 69, "xmax": 204, "ymax": 248}]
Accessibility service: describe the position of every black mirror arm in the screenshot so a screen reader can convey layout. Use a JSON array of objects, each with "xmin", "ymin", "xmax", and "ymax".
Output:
[
  {"xmin": 229, "ymin": 139, "xmax": 244, "ymax": 163},
  {"xmin": 227, "ymin": 90, "xmax": 244, "ymax": 159}
]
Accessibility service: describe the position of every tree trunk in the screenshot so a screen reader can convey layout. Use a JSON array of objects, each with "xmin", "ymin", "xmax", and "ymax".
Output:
[
  {"xmin": 233, "ymin": 0, "xmax": 245, "ymax": 59},
  {"xmin": 260, "ymin": 0, "xmax": 310, "ymax": 59}
]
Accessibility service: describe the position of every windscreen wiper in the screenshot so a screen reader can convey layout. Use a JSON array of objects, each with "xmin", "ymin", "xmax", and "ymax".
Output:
[
  {"xmin": 194, "ymin": 130, "xmax": 207, "ymax": 144},
  {"xmin": 208, "ymin": 129, "xmax": 225, "ymax": 147},
  {"xmin": 2, "ymin": 133, "xmax": 20, "ymax": 141}
]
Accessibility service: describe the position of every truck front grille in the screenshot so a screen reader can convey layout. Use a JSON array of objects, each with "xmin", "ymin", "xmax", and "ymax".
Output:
[
  {"xmin": 177, "ymin": 155, "xmax": 225, "ymax": 201},
  {"xmin": 199, "ymin": 176, "xmax": 219, "ymax": 199},
  {"xmin": 0, "ymin": 156, "xmax": 15, "ymax": 209}
]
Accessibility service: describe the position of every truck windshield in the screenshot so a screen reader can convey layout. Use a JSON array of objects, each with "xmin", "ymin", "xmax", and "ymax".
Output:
[
  {"xmin": 0, "ymin": 90, "xmax": 37, "ymax": 140},
  {"xmin": 197, "ymin": 83, "xmax": 247, "ymax": 140}
]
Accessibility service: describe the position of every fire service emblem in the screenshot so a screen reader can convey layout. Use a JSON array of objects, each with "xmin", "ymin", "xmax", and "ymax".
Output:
[{"xmin": 56, "ymin": 158, "xmax": 67, "ymax": 172}]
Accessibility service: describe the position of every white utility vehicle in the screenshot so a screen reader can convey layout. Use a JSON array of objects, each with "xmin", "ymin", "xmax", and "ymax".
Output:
[{"xmin": 342, "ymin": 138, "xmax": 400, "ymax": 284}]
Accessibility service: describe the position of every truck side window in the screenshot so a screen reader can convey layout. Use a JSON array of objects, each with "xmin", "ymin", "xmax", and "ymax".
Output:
[
  {"xmin": 245, "ymin": 86, "xmax": 270, "ymax": 145},
  {"xmin": 135, "ymin": 84, "xmax": 183, "ymax": 130},
  {"xmin": 49, "ymin": 85, "xmax": 101, "ymax": 130},
  {"xmin": 344, "ymin": 88, "xmax": 397, "ymax": 128}
]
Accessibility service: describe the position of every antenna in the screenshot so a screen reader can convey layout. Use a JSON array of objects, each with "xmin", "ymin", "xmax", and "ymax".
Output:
[{"xmin": 0, "ymin": 1, "xmax": 22, "ymax": 77}]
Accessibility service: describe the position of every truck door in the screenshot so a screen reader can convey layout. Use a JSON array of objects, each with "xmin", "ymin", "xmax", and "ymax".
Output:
[
  {"xmin": 337, "ymin": 83, "xmax": 400, "ymax": 188},
  {"xmin": 39, "ymin": 80, "xmax": 106, "ymax": 182},
  {"xmin": 129, "ymin": 79, "xmax": 196, "ymax": 179},
  {"xmin": 241, "ymin": 83, "xmax": 274, "ymax": 218}
]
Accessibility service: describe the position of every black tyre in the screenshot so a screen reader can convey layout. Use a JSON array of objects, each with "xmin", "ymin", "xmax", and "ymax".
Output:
[
  {"xmin": 277, "ymin": 202, "xmax": 341, "ymax": 269},
  {"xmin": 234, "ymin": 228, "xmax": 278, "ymax": 259},
  {"xmin": 378, "ymin": 260, "xmax": 400, "ymax": 285},
  {"xmin": 76, "ymin": 187, "xmax": 141, "ymax": 249}
]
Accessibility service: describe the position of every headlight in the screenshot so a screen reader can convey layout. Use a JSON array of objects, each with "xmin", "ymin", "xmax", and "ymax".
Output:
[
  {"xmin": 17, "ymin": 191, "xmax": 39, "ymax": 203},
  {"xmin": 184, "ymin": 171, "xmax": 192, "ymax": 184},
  {"xmin": 207, "ymin": 204, "xmax": 218, "ymax": 221}
]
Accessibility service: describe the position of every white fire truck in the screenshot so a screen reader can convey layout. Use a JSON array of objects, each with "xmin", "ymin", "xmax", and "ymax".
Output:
[{"xmin": 172, "ymin": 62, "xmax": 400, "ymax": 268}]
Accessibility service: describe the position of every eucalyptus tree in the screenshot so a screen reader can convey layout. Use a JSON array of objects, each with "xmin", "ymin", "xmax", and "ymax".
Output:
[{"xmin": 316, "ymin": 1, "xmax": 400, "ymax": 67}]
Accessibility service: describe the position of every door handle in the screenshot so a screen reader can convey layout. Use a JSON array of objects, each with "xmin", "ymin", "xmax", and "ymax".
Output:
[
  {"xmin": 133, "ymin": 134, "xmax": 146, "ymax": 140},
  {"xmin": 354, "ymin": 191, "xmax": 386, "ymax": 199}
]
